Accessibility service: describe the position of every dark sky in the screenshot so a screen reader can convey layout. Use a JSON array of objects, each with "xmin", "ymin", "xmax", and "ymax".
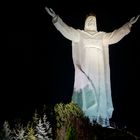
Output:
[{"xmin": 5, "ymin": 0, "xmax": 140, "ymax": 135}]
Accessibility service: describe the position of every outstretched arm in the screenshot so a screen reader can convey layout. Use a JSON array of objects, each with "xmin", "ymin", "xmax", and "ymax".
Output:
[
  {"xmin": 103, "ymin": 15, "xmax": 140, "ymax": 45},
  {"xmin": 45, "ymin": 7, "xmax": 80, "ymax": 42}
]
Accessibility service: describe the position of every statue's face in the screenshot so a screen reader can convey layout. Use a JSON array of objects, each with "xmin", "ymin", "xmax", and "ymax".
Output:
[{"xmin": 84, "ymin": 16, "xmax": 97, "ymax": 31}]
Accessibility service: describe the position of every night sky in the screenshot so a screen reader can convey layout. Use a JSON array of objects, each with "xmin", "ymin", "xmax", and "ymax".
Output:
[{"xmin": 5, "ymin": 0, "xmax": 140, "ymax": 135}]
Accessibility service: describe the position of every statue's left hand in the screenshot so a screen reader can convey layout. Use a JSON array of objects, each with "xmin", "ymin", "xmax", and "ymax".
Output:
[{"xmin": 129, "ymin": 15, "xmax": 140, "ymax": 24}]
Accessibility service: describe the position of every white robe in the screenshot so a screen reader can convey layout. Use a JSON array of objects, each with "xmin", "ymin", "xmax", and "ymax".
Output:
[{"xmin": 53, "ymin": 16, "xmax": 130, "ymax": 126}]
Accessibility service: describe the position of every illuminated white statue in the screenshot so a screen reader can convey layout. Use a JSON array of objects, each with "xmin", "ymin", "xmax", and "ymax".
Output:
[{"xmin": 45, "ymin": 7, "xmax": 139, "ymax": 127}]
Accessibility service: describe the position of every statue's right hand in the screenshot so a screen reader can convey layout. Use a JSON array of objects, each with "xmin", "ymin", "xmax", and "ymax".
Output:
[{"xmin": 45, "ymin": 7, "xmax": 56, "ymax": 18}]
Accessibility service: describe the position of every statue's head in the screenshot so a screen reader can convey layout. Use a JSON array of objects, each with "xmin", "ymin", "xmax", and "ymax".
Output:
[{"xmin": 84, "ymin": 13, "xmax": 97, "ymax": 31}]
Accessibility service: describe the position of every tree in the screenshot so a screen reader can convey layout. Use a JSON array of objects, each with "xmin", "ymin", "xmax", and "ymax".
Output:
[
  {"xmin": 12, "ymin": 123, "xmax": 26, "ymax": 140},
  {"xmin": 1, "ymin": 121, "xmax": 12, "ymax": 140},
  {"xmin": 35, "ymin": 114, "xmax": 53, "ymax": 140},
  {"xmin": 26, "ymin": 123, "xmax": 36, "ymax": 140}
]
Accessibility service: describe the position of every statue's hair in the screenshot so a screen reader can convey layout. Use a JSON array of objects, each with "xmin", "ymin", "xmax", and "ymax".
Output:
[{"xmin": 85, "ymin": 12, "xmax": 96, "ymax": 19}]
